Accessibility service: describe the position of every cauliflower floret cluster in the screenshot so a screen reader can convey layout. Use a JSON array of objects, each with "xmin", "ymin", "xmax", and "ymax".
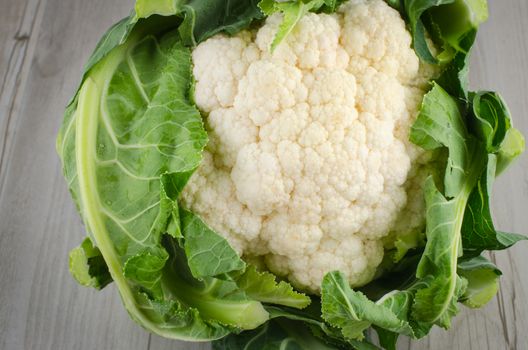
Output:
[{"xmin": 182, "ymin": 0, "xmax": 436, "ymax": 292}]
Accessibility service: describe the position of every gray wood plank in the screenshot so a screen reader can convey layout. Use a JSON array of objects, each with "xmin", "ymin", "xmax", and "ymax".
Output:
[
  {"xmin": 0, "ymin": 0, "xmax": 44, "ymax": 200},
  {"xmin": 0, "ymin": 0, "xmax": 526, "ymax": 349},
  {"xmin": 148, "ymin": 335, "xmax": 212, "ymax": 350},
  {"xmin": 0, "ymin": 0, "xmax": 31, "ymax": 80}
]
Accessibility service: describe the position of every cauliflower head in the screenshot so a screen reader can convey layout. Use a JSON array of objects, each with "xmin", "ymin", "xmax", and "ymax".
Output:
[{"xmin": 181, "ymin": 0, "xmax": 437, "ymax": 292}]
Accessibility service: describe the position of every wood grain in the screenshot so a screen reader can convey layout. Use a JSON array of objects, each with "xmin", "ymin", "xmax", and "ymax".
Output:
[{"xmin": 0, "ymin": 0, "xmax": 526, "ymax": 349}]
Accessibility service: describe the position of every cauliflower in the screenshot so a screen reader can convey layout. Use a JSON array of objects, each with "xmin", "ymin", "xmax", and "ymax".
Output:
[
  {"xmin": 61, "ymin": 0, "xmax": 525, "ymax": 343},
  {"xmin": 181, "ymin": 0, "xmax": 437, "ymax": 292}
]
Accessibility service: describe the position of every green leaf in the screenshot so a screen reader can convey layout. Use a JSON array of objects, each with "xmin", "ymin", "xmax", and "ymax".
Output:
[
  {"xmin": 458, "ymin": 255, "xmax": 501, "ymax": 308},
  {"xmin": 403, "ymin": 0, "xmax": 487, "ymax": 64},
  {"xmin": 69, "ymin": 238, "xmax": 112, "ymax": 289},
  {"xmin": 470, "ymin": 91, "xmax": 511, "ymax": 153},
  {"xmin": 412, "ymin": 274, "xmax": 468, "ymax": 329},
  {"xmin": 79, "ymin": 17, "xmax": 138, "ymax": 90},
  {"xmin": 180, "ymin": 208, "xmax": 246, "ymax": 279},
  {"xmin": 235, "ymin": 265, "xmax": 311, "ymax": 309},
  {"xmin": 321, "ymin": 271, "xmax": 413, "ymax": 341},
  {"xmin": 410, "ymin": 83, "xmax": 486, "ymax": 328},
  {"xmin": 132, "ymin": 291, "xmax": 230, "ymax": 340},
  {"xmin": 428, "ymin": 0, "xmax": 488, "ymax": 54},
  {"xmin": 160, "ymin": 236, "xmax": 270, "ymax": 330},
  {"xmin": 410, "ymin": 83, "xmax": 479, "ymax": 197},
  {"xmin": 373, "ymin": 289, "xmax": 416, "ymax": 350},
  {"xmin": 123, "ymin": 248, "xmax": 169, "ymax": 299},
  {"xmin": 134, "ymin": 0, "xmax": 180, "ymax": 19},
  {"xmin": 385, "ymin": 0, "xmax": 403, "ymax": 12},
  {"xmin": 496, "ymin": 127, "xmax": 525, "ymax": 175},
  {"xmin": 461, "ymin": 155, "xmax": 527, "ymax": 257},
  {"xmin": 403, "ymin": 0, "xmax": 455, "ymax": 64},
  {"xmin": 264, "ymin": 306, "xmax": 381, "ymax": 350},
  {"xmin": 178, "ymin": 0, "xmax": 264, "ymax": 46},
  {"xmin": 435, "ymin": 51, "xmax": 470, "ymax": 99},
  {"xmin": 57, "ymin": 28, "xmax": 228, "ymax": 339},
  {"xmin": 393, "ymin": 232, "xmax": 424, "ymax": 262},
  {"xmin": 213, "ymin": 318, "xmax": 340, "ymax": 350}
]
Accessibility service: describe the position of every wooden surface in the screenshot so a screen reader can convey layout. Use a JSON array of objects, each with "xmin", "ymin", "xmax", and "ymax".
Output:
[{"xmin": 0, "ymin": 0, "xmax": 526, "ymax": 349}]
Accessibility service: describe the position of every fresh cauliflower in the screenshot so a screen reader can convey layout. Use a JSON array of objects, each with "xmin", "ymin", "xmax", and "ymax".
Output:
[{"xmin": 181, "ymin": 0, "xmax": 437, "ymax": 292}]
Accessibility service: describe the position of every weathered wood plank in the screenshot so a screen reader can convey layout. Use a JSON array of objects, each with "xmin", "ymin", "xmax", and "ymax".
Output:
[
  {"xmin": 0, "ymin": 0, "xmax": 32, "ymax": 79},
  {"xmin": 148, "ymin": 335, "xmax": 212, "ymax": 350},
  {"xmin": 0, "ymin": 0, "xmax": 44, "ymax": 199},
  {"xmin": 469, "ymin": 0, "xmax": 528, "ymax": 349}
]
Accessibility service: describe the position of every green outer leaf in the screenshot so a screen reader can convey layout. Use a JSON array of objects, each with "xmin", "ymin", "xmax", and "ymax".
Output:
[
  {"xmin": 321, "ymin": 271, "xmax": 413, "ymax": 341},
  {"xmin": 470, "ymin": 91, "xmax": 511, "ymax": 153},
  {"xmin": 393, "ymin": 231, "xmax": 424, "ymax": 262},
  {"xmin": 178, "ymin": 0, "xmax": 264, "ymax": 46},
  {"xmin": 69, "ymin": 237, "xmax": 112, "ymax": 289},
  {"xmin": 428, "ymin": 0, "xmax": 488, "ymax": 53},
  {"xmin": 385, "ymin": 0, "xmax": 403, "ymax": 12},
  {"xmin": 410, "ymin": 83, "xmax": 474, "ymax": 197},
  {"xmin": 411, "ymin": 177, "xmax": 472, "ymax": 327},
  {"xmin": 404, "ymin": 0, "xmax": 455, "ymax": 64},
  {"xmin": 212, "ymin": 318, "xmax": 339, "ymax": 350},
  {"xmin": 160, "ymin": 236, "xmax": 270, "ymax": 330},
  {"xmin": 180, "ymin": 208, "xmax": 246, "ymax": 278},
  {"xmin": 235, "ymin": 265, "xmax": 311, "ymax": 309},
  {"xmin": 458, "ymin": 255, "xmax": 501, "ymax": 308},
  {"xmin": 403, "ymin": 0, "xmax": 487, "ymax": 64},
  {"xmin": 123, "ymin": 248, "xmax": 169, "ymax": 298},
  {"xmin": 496, "ymin": 127, "xmax": 525, "ymax": 175},
  {"xmin": 458, "ymin": 255, "xmax": 499, "ymax": 272},
  {"xmin": 132, "ymin": 291, "xmax": 229, "ymax": 340},
  {"xmin": 461, "ymin": 91, "xmax": 526, "ymax": 255},
  {"xmin": 57, "ymin": 28, "xmax": 225, "ymax": 340},
  {"xmin": 263, "ymin": 306, "xmax": 381, "ymax": 350},
  {"xmin": 80, "ymin": 17, "xmax": 137, "ymax": 91},
  {"xmin": 410, "ymin": 83, "xmax": 486, "ymax": 328},
  {"xmin": 135, "ymin": 0, "xmax": 180, "ymax": 19},
  {"xmin": 435, "ymin": 51, "xmax": 470, "ymax": 99},
  {"xmin": 461, "ymin": 154, "xmax": 527, "ymax": 256}
]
